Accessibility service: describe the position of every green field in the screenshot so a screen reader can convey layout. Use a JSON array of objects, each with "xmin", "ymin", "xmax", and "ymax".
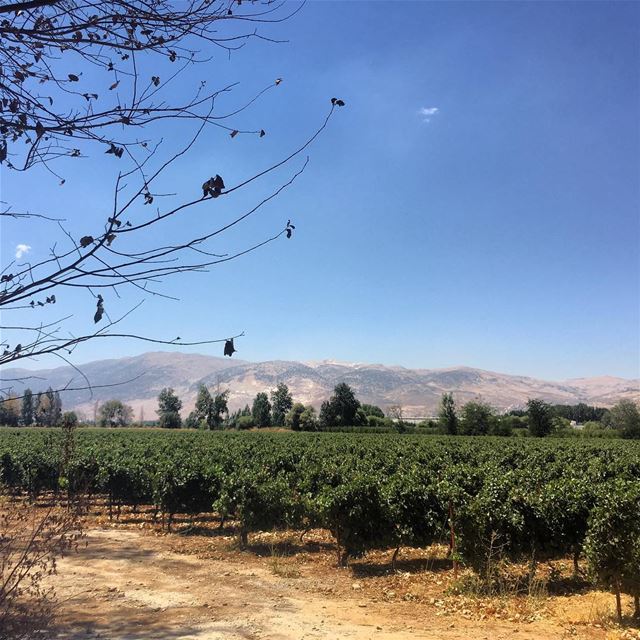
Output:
[{"xmin": 1, "ymin": 429, "xmax": 639, "ymax": 603}]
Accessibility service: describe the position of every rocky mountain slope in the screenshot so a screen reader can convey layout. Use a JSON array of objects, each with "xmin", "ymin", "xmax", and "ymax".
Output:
[{"xmin": 2, "ymin": 352, "xmax": 638, "ymax": 419}]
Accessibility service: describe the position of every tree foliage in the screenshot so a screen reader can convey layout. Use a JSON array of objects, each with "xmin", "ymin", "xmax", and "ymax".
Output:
[
  {"xmin": 252, "ymin": 392, "xmax": 271, "ymax": 428},
  {"xmin": 97, "ymin": 399, "xmax": 132, "ymax": 427},
  {"xmin": 60, "ymin": 411, "xmax": 79, "ymax": 430},
  {"xmin": 34, "ymin": 387, "xmax": 62, "ymax": 427},
  {"xmin": 552, "ymin": 403, "xmax": 609, "ymax": 423},
  {"xmin": 157, "ymin": 387, "xmax": 182, "ymax": 429},
  {"xmin": 285, "ymin": 402, "xmax": 305, "ymax": 431},
  {"xmin": 189, "ymin": 385, "xmax": 228, "ymax": 430},
  {"xmin": 270, "ymin": 383, "xmax": 293, "ymax": 427},
  {"xmin": 526, "ymin": 398, "xmax": 554, "ymax": 437},
  {"xmin": 361, "ymin": 404, "xmax": 385, "ymax": 418},
  {"xmin": 0, "ymin": 395, "xmax": 20, "ymax": 426},
  {"xmin": 20, "ymin": 388, "xmax": 33, "ymax": 426},
  {"xmin": 459, "ymin": 401, "xmax": 496, "ymax": 436},
  {"xmin": 603, "ymin": 400, "xmax": 640, "ymax": 439},
  {"xmin": 319, "ymin": 383, "xmax": 361, "ymax": 427},
  {"xmin": 438, "ymin": 393, "xmax": 458, "ymax": 435}
]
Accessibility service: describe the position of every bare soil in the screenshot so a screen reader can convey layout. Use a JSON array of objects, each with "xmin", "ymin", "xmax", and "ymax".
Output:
[{"xmin": 45, "ymin": 512, "xmax": 640, "ymax": 640}]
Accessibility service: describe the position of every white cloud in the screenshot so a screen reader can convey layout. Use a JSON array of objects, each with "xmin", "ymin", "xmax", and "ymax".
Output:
[
  {"xmin": 15, "ymin": 244, "xmax": 31, "ymax": 259},
  {"xmin": 419, "ymin": 106, "xmax": 439, "ymax": 123}
]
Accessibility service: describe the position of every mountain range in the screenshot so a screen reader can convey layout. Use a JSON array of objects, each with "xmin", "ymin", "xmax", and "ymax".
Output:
[{"xmin": 2, "ymin": 352, "xmax": 638, "ymax": 420}]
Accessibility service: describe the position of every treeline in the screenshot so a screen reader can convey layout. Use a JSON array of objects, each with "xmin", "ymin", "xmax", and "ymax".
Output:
[
  {"xmin": 154, "ymin": 382, "xmax": 396, "ymax": 432},
  {"xmin": 2, "ymin": 383, "xmax": 638, "ymax": 439},
  {"xmin": 0, "ymin": 387, "xmax": 77, "ymax": 428},
  {"xmin": 435, "ymin": 394, "xmax": 639, "ymax": 439}
]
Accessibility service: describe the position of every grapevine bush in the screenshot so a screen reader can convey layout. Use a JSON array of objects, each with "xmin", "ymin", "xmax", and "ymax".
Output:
[{"xmin": 0, "ymin": 428, "xmax": 639, "ymax": 614}]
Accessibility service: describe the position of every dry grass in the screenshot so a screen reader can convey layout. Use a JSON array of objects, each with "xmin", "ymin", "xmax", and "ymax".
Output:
[{"xmin": 268, "ymin": 544, "xmax": 302, "ymax": 579}]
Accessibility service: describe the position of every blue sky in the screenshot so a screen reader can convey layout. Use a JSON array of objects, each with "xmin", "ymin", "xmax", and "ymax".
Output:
[{"xmin": 2, "ymin": 1, "xmax": 639, "ymax": 380}]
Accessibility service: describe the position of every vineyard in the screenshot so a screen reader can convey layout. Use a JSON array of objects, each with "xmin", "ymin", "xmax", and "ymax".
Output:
[{"xmin": 1, "ymin": 429, "xmax": 639, "ymax": 617}]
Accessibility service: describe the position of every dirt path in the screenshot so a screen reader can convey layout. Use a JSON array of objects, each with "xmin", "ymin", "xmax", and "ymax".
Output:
[{"xmin": 47, "ymin": 527, "xmax": 626, "ymax": 640}]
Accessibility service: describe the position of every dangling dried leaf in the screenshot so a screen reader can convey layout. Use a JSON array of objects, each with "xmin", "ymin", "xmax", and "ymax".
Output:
[
  {"xmin": 68, "ymin": 74, "xmax": 80, "ymax": 82},
  {"xmin": 212, "ymin": 174, "xmax": 225, "ymax": 191},
  {"xmin": 285, "ymin": 219, "xmax": 296, "ymax": 239},
  {"xmin": 259, "ymin": 129, "xmax": 266, "ymax": 138},
  {"xmin": 109, "ymin": 80, "xmax": 119, "ymax": 90},
  {"xmin": 335, "ymin": 99, "xmax": 346, "ymax": 107},
  {"xmin": 79, "ymin": 235, "xmax": 94, "ymax": 248},
  {"xmin": 202, "ymin": 174, "xmax": 225, "ymax": 198},
  {"xmin": 94, "ymin": 295, "xmax": 105, "ymax": 323},
  {"xmin": 35, "ymin": 121, "xmax": 45, "ymax": 138},
  {"xmin": 230, "ymin": 130, "xmax": 238, "ymax": 138},
  {"xmin": 224, "ymin": 338, "xmax": 236, "ymax": 357},
  {"xmin": 105, "ymin": 143, "xmax": 124, "ymax": 158}
]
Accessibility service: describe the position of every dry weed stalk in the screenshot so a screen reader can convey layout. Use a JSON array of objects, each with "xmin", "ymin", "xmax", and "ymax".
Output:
[{"xmin": 0, "ymin": 495, "xmax": 84, "ymax": 639}]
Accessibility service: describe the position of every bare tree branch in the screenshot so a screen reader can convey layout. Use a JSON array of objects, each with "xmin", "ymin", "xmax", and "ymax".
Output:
[{"xmin": 0, "ymin": 0, "xmax": 345, "ymax": 405}]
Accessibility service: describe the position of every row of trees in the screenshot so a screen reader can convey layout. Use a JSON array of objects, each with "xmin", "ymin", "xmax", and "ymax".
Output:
[
  {"xmin": 0, "ymin": 387, "xmax": 137, "ymax": 429},
  {"xmin": 0, "ymin": 387, "xmax": 63, "ymax": 427},
  {"xmin": 151, "ymin": 382, "xmax": 393, "ymax": 431},
  {"xmin": 437, "ymin": 394, "xmax": 640, "ymax": 439},
  {"xmin": 3, "ymin": 383, "xmax": 637, "ymax": 437}
]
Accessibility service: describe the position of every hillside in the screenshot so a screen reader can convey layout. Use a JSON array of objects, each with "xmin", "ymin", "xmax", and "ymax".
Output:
[{"xmin": 2, "ymin": 352, "xmax": 638, "ymax": 419}]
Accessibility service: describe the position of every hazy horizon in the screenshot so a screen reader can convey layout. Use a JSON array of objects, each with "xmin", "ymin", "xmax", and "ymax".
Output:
[{"xmin": 5, "ymin": 349, "xmax": 639, "ymax": 383}]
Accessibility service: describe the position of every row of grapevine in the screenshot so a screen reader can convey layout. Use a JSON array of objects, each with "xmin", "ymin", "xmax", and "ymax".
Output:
[{"xmin": 0, "ymin": 429, "xmax": 638, "ymax": 615}]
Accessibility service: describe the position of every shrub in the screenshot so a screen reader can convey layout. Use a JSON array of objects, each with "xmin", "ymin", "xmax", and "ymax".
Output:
[{"xmin": 236, "ymin": 415, "xmax": 255, "ymax": 430}]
